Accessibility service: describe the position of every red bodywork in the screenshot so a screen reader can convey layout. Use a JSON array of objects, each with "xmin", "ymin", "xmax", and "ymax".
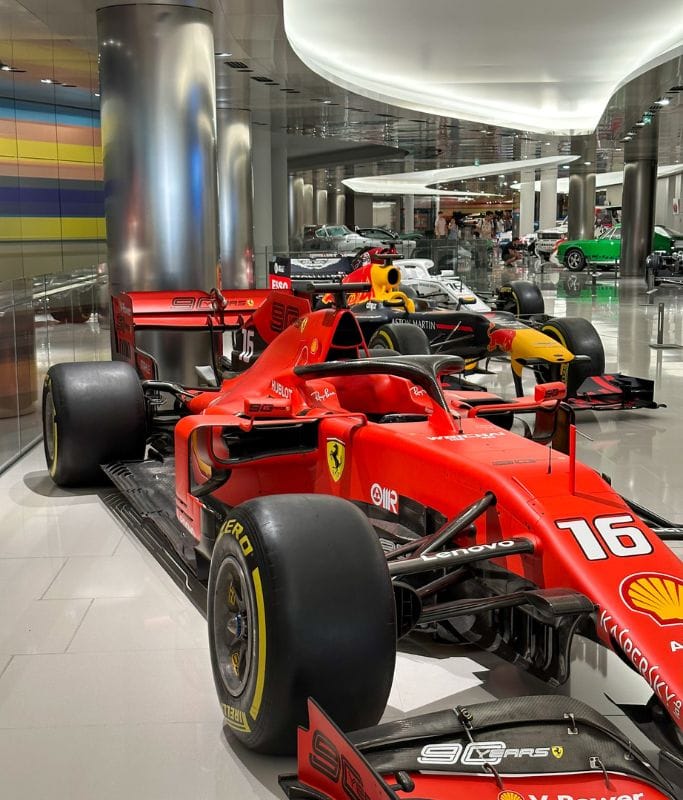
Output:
[{"xmin": 116, "ymin": 289, "xmax": 683, "ymax": 737}]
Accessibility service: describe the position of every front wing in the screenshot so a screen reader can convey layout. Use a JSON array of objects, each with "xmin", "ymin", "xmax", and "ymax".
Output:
[{"xmin": 281, "ymin": 697, "xmax": 677, "ymax": 800}]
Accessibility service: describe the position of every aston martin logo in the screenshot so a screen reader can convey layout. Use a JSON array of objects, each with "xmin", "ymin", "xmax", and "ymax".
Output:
[
  {"xmin": 551, "ymin": 745, "xmax": 564, "ymax": 759},
  {"xmin": 326, "ymin": 438, "xmax": 345, "ymax": 482}
]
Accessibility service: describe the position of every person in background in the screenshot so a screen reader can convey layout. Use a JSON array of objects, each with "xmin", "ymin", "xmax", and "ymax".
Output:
[
  {"xmin": 434, "ymin": 211, "xmax": 447, "ymax": 239},
  {"xmin": 479, "ymin": 212, "xmax": 495, "ymax": 240},
  {"xmin": 447, "ymin": 215, "xmax": 459, "ymax": 240},
  {"xmin": 501, "ymin": 236, "xmax": 522, "ymax": 266}
]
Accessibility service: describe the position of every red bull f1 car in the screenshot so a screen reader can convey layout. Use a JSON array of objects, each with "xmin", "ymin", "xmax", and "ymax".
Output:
[
  {"xmin": 41, "ymin": 283, "xmax": 683, "ymax": 794},
  {"xmin": 268, "ymin": 255, "xmax": 657, "ymax": 412}
]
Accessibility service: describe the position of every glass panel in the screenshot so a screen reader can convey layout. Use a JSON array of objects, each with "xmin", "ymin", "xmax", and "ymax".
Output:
[{"xmin": 0, "ymin": 278, "xmax": 21, "ymax": 469}]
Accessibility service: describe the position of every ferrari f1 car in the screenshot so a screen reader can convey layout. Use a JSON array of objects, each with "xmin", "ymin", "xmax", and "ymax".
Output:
[
  {"xmin": 42, "ymin": 283, "xmax": 683, "ymax": 785},
  {"xmin": 268, "ymin": 255, "xmax": 657, "ymax": 411}
]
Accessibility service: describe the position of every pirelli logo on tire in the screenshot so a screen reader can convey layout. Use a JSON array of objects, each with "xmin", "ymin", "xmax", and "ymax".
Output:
[{"xmin": 220, "ymin": 518, "xmax": 254, "ymax": 556}]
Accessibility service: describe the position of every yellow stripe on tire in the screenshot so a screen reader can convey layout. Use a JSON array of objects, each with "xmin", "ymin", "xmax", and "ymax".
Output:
[
  {"xmin": 376, "ymin": 330, "xmax": 394, "ymax": 349},
  {"xmin": 249, "ymin": 567, "xmax": 267, "ymax": 721}
]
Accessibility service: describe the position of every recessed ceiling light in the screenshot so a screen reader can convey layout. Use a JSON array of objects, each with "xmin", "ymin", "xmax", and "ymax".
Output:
[
  {"xmin": 561, "ymin": 165, "xmax": 570, "ymax": 169},
  {"xmin": 40, "ymin": 78, "xmax": 53, "ymax": 84},
  {"xmin": 655, "ymin": 97, "xmax": 670, "ymax": 106},
  {"xmin": 583, "ymin": 161, "xmax": 592, "ymax": 165}
]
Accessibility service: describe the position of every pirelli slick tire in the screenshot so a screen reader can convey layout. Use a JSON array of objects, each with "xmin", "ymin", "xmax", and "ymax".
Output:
[
  {"xmin": 540, "ymin": 317, "xmax": 605, "ymax": 397},
  {"xmin": 208, "ymin": 494, "xmax": 396, "ymax": 755},
  {"xmin": 368, "ymin": 323, "xmax": 431, "ymax": 355},
  {"xmin": 497, "ymin": 280, "xmax": 545, "ymax": 316},
  {"xmin": 42, "ymin": 361, "xmax": 146, "ymax": 487}
]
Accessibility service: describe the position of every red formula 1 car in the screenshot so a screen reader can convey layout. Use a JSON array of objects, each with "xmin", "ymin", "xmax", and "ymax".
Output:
[{"xmin": 42, "ymin": 284, "xmax": 683, "ymax": 790}]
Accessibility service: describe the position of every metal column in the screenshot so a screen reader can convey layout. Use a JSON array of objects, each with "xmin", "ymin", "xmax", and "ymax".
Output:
[
  {"xmin": 270, "ymin": 136, "xmax": 289, "ymax": 252},
  {"xmin": 567, "ymin": 135, "xmax": 596, "ymax": 241},
  {"xmin": 289, "ymin": 175, "xmax": 304, "ymax": 246},
  {"xmin": 217, "ymin": 108, "xmax": 254, "ymax": 289},
  {"xmin": 539, "ymin": 166, "xmax": 558, "ymax": 230},
  {"xmin": 97, "ymin": 4, "xmax": 218, "ymax": 293},
  {"xmin": 97, "ymin": 4, "xmax": 218, "ymax": 384},
  {"xmin": 518, "ymin": 168, "xmax": 535, "ymax": 237},
  {"xmin": 621, "ymin": 118, "xmax": 658, "ymax": 278},
  {"xmin": 251, "ymin": 124, "xmax": 272, "ymax": 287}
]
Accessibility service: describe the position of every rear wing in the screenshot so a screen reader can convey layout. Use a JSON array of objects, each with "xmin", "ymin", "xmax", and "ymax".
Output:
[{"xmin": 111, "ymin": 288, "xmax": 271, "ymax": 380}]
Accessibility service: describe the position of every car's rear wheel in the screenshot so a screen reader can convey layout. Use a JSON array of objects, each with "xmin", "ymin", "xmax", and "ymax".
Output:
[
  {"xmin": 538, "ymin": 317, "xmax": 605, "ymax": 396},
  {"xmin": 564, "ymin": 248, "xmax": 587, "ymax": 272},
  {"xmin": 42, "ymin": 361, "xmax": 146, "ymax": 486},
  {"xmin": 496, "ymin": 280, "xmax": 545, "ymax": 316},
  {"xmin": 368, "ymin": 323, "xmax": 431, "ymax": 354},
  {"xmin": 208, "ymin": 494, "xmax": 396, "ymax": 754}
]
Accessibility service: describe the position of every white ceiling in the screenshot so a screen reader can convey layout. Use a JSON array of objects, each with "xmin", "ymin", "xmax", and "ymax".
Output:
[{"xmin": 284, "ymin": 0, "xmax": 683, "ymax": 135}]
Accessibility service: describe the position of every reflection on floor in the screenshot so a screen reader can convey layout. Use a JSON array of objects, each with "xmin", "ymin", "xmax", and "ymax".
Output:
[{"xmin": 1, "ymin": 281, "xmax": 683, "ymax": 798}]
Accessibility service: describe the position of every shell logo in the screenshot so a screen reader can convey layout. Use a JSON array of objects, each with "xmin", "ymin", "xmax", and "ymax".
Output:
[
  {"xmin": 621, "ymin": 573, "xmax": 683, "ymax": 626},
  {"xmin": 498, "ymin": 791, "xmax": 525, "ymax": 800}
]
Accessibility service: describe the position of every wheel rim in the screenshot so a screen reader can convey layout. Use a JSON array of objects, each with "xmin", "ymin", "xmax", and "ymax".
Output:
[
  {"xmin": 213, "ymin": 555, "xmax": 255, "ymax": 697},
  {"xmin": 566, "ymin": 250, "xmax": 583, "ymax": 269},
  {"xmin": 43, "ymin": 387, "xmax": 56, "ymax": 465}
]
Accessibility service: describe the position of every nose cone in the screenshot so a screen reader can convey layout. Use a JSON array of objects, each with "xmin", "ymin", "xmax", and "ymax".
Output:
[{"xmin": 508, "ymin": 328, "xmax": 575, "ymax": 364}]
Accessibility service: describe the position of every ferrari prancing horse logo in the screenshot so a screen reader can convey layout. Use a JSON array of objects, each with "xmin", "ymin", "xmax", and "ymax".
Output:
[
  {"xmin": 551, "ymin": 746, "xmax": 564, "ymax": 759},
  {"xmin": 326, "ymin": 438, "xmax": 345, "ymax": 482}
]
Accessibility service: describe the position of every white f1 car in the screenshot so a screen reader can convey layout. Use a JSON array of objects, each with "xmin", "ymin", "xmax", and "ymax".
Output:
[{"xmin": 393, "ymin": 258, "xmax": 491, "ymax": 312}]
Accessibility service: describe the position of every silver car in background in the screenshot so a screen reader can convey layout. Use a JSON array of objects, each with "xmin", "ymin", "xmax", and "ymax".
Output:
[
  {"xmin": 302, "ymin": 224, "xmax": 376, "ymax": 253},
  {"xmin": 355, "ymin": 227, "xmax": 417, "ymax": 258}
]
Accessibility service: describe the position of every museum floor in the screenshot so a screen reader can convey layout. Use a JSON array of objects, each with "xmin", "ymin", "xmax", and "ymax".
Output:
[{"xmin": 1, "ymin": 280, "xmax": 683, "ymax": 799}]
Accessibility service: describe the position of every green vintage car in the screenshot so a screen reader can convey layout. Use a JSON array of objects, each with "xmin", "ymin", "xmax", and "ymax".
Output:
[{"xmin": 556, "ymin": 225, "xmax": 683, "ymax": 271}]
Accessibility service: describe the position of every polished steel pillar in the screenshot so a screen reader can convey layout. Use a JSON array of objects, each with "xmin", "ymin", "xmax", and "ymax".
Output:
[
  {"xmin": 97, "ymin": 4, "xmax": 218, "ymax": 294},
  {"xmin": 97, "ymin": 4, "xmax": 218, "ymax": 384},
  {"xmin": 289, "ymin": 175, "xmax": 304, "ymax": 246},
  {"xmin": 217, "ymin": 108, "xmax": 254, "ymax": 289},
  {"xmin": 518, "ymin": 167, "xmax": 535, "ymax": 237},
  {"xmin": 315, "ymin": 184, "xmax": 328, "ymax": 225},
  {"xmin": 568, "ymin": 135, "xmax": 596, "ymax": 240},
  {"xmin": 302, "ymin": 180, "xmax": 314, "ymax": 226},
  {"xmin": 252, "ymin": 123, "xmax": 272, "ymax": 287},
  {"xmin": 271, "ymin": 136, "xmax": 289, "ymax": 251},
  {"xmin": 621, "ymin": 118, "xmax": 658, "ymax": 278},
  {"xmin": 539, "ymin": 166, "xmax": 558, "ymax": 230},
  {"xmin": 403, "ymin": 155, "xmax": 415, "ymax": 232}
]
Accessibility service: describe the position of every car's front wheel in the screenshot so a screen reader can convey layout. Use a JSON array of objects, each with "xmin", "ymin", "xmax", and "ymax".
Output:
[
  {"xmin": 208, "ymin": 494, "xmax": 396, "ymax": 755},
  {"xmin": 368, "ymin": 323, "xmax": 431, "ymax": 354},
  {"xmin": 564, "ymin": 248, "xmax": 587, "ymax": 272}
]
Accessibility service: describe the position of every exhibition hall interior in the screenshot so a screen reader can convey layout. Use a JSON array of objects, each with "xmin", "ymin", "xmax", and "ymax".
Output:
[{"xmin": 1, "ymin": 1, "xmax": 683, "ymax": 798}]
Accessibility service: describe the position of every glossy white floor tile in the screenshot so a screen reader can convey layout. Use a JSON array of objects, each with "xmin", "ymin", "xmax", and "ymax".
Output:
[{"xmin": 0, "ymin": 282, "xmax": 682, "ymax": 798}]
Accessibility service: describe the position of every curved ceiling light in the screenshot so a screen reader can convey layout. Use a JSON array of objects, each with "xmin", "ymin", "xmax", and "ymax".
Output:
[
  {"xmin": 343, "ymin": 155, "xmax": 578, "ymax": 196},
  {"xmin": 284, "ymin": 0, "xmax": 683, "ymax": 134},
  {"xmin": 510, "ymin": 163, "xmax": 683, "ymax": 192}
]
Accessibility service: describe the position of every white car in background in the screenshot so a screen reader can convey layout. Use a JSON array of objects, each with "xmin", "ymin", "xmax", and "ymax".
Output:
[
  {"xmin": 394, "ymin": 258, "xmax": 491, "ymax": 311},
  {"xmin": 535, "ymin": 219, "xmax": 568, "ymax": 260}
]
